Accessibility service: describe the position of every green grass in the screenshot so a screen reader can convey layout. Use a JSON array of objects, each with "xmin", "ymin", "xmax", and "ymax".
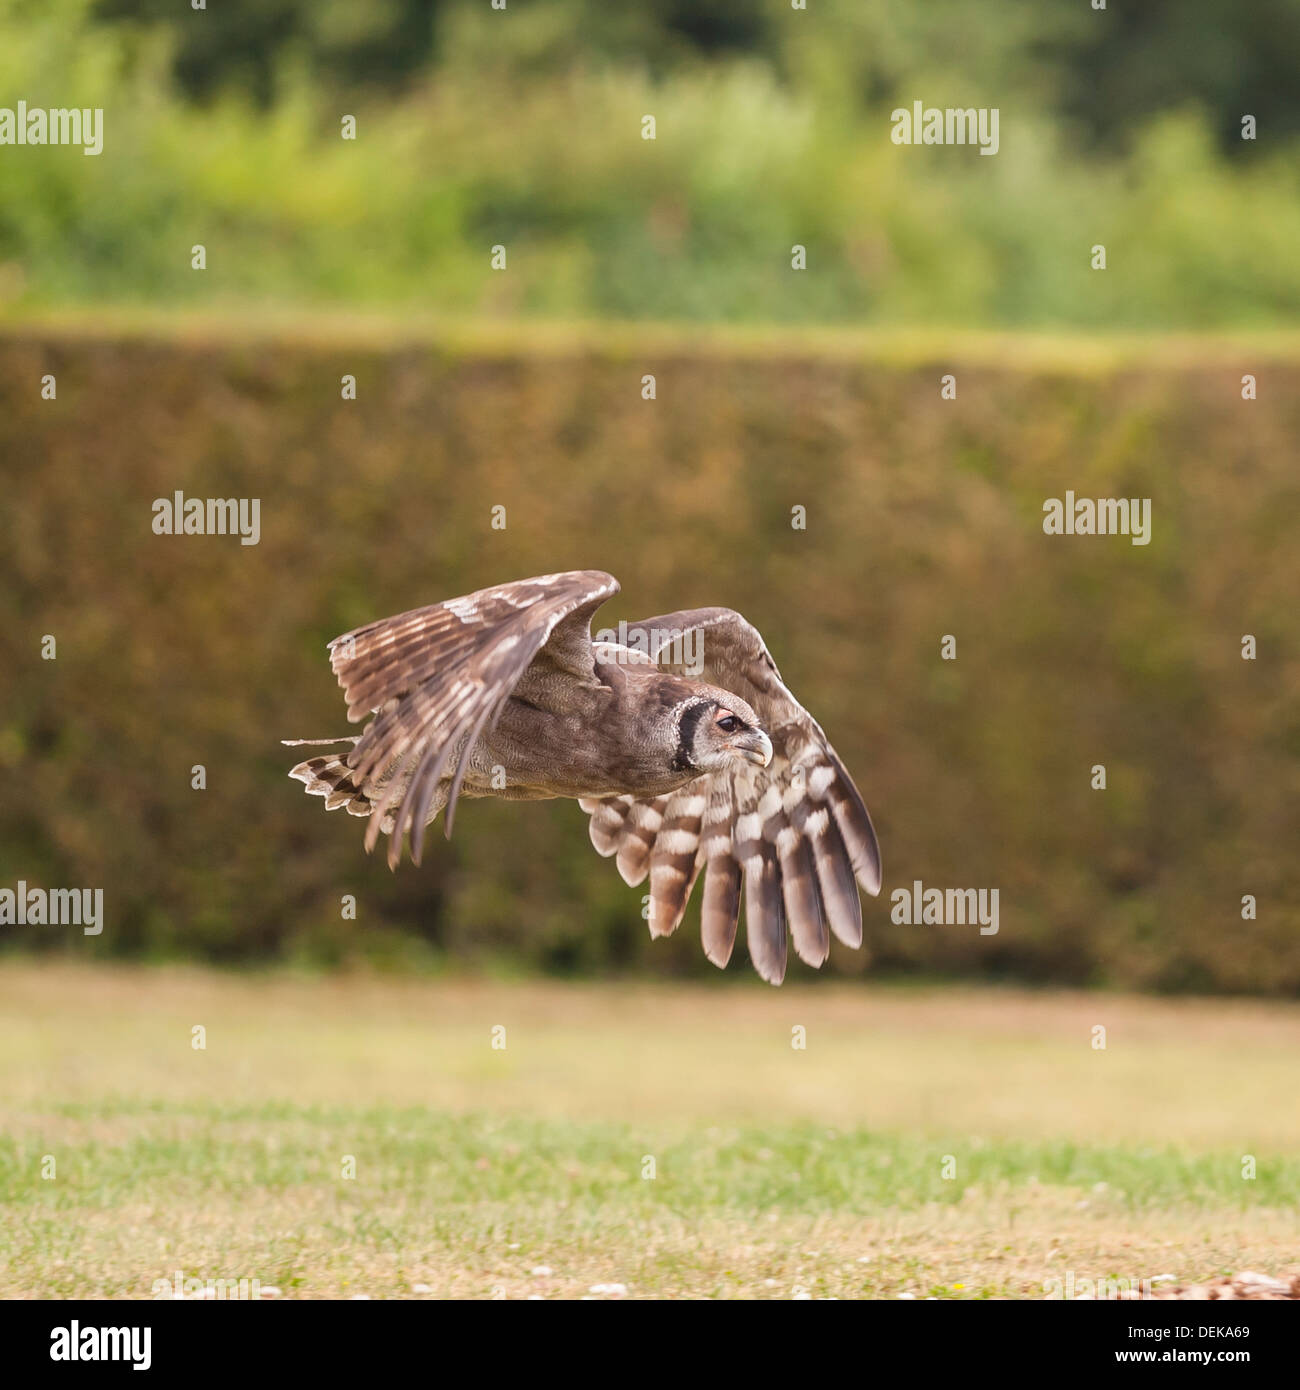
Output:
[
  {"xmin": 2, "ymin": 964, "xmax": 1297, "ymax": 1298},
  {"xmin": 7, "ymin": 1105, "xmax": 1297, "ymax": 1300}
]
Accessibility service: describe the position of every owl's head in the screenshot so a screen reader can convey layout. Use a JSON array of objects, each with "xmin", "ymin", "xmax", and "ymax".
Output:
[{"xmin": 676, "ymin": 692, "xmax": 772, "ymax": 773}]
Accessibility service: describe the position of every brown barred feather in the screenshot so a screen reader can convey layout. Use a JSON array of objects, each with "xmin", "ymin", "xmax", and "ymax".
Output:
[
  {"xmin": 614, "ymin": 797, "xmax": 668, "ymax": 886},
  {"xmin": 777, "ymin": 829, "xmax": 827, "ymax": 968},
  {"xmin": 701, "ymin": 854, "xmax": 741, "ymax": 967},
  {"xmin": 819, "ymin": 758, "xmax": 882, "ymax": 895},
  {"xmin": 646, "ymin": 789, "xmax": 706, "ymax": 938},
  {"xmin": 581, "ymin": 797, "xmax": 631, "ymax": 857},
  {"xmin": 804, "ymin": 804, "xmax": 863, "ymax": 948},
  {"xmin": 743, "ymin": 843, "xmax": 788, "ymax": 985}
]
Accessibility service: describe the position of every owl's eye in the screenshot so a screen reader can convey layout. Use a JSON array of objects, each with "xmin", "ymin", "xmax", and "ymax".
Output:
[{"xmin": 716, "ymin": 714, "xmax": 741, "ymax": 733}]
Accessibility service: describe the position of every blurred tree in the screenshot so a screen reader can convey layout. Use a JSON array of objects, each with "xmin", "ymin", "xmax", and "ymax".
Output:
[
  {"xmin": 1041, "ymin": 0, "xmax": 1300, "ymax": 153},
  {"xmin": 94, "ymin": 0, "xmax": 443, "ymax": 104},
  {"xmin": 88, "ymin": 0, "xmax": 1299, "ymax": 155}
]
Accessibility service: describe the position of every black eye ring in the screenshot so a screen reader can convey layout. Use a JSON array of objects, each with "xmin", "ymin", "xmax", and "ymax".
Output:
[{"xmin": 716, "ymin": 715, "xmax": 740, "ymax": 733}]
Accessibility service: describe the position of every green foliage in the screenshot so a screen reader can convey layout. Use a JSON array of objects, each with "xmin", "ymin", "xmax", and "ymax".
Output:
[{"xmin": 0, "ymin": 0, "xmax": 1297, "ymax": 326}]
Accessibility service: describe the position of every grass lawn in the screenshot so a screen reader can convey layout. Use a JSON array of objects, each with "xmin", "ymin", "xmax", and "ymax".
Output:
[{"xmin": 1, "ymin": 962, "xmax": 1297, "ymax": 1299}]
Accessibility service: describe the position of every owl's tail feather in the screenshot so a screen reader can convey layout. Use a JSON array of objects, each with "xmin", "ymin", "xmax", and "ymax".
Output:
[
  {"xmin": 283, "ymin": 737, "xmax": 435, "ymax": 850},
  {"xmin": 284, "ymin": 737, "xmax": 377, "ymax": 821}
]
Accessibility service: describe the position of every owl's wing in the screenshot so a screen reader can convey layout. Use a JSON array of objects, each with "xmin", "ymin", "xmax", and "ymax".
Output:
[
  {"xmin": 580, "ymin": 607, "xmax": 880, "ymax": 984},
  {"xmin": 328, "ymin": 570, "xmax": 618, "ymax": 867}
]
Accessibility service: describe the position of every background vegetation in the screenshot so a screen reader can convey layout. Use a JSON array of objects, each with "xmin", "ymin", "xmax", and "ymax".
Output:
[
  {"xmin": 2, "ymin": 328, "xmax": 1297, "ymax": 991},
  {"xmin": 0, "ymin": 0, "xmax": 1298, "ymax": 326}
]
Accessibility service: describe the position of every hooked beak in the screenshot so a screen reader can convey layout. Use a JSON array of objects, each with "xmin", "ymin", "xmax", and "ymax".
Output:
[{"xmin": 730, "ymin": 728, "xmax": 773, "ymax": 769}]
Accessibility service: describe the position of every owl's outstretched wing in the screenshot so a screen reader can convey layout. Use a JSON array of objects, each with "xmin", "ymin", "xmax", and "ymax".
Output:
[
  {"xmin": 317, "ymin": 570, "xmax": 619, "ymax": 867},
  {"xmin": 581, "ymin": 608, "xmax": 880, "ymax": 984}
]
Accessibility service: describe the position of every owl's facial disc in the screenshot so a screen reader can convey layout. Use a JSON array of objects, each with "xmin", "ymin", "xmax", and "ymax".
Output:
[{"xmin": 680, "ymin": 697, "xmax": 771, "ymax": 772}]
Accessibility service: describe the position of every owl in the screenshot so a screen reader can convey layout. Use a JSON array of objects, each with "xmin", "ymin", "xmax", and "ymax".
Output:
[{"xmin": 287, "ymin": 571, "xmax": 880, "ymax": 983}]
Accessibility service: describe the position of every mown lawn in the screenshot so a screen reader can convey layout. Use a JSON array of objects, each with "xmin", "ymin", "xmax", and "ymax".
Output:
[{"xmin": 1, "ymin": 963, "xmax": 1297, "ymax": 1299}]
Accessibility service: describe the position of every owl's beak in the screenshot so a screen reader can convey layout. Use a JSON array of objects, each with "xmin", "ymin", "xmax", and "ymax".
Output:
[{"xmin": 730, "ymin": 728, "xmax": 773, "ymax": 768}]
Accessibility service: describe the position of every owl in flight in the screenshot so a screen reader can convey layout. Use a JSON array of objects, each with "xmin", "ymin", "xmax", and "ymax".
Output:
[{"xmin": 286, "ymin": 571, "xmax": 880, "ymax": 984}]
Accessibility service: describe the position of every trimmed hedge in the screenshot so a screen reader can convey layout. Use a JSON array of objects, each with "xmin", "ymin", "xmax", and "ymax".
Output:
[{"xmin": 1, "ymin": 329, "xmax": 1297, "ymax": 991}]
